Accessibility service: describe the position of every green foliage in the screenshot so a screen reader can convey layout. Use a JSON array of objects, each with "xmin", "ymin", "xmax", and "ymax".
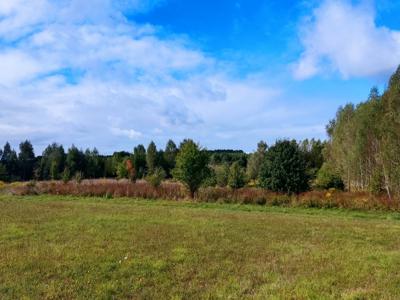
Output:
[
  {"xmin": 18, "ymin": 140, "xmax": 35, "ymax": 181},
  {"xmin": 1, "ymin": 142, "xmax": 19, "ymax": 181},
  {"xmin": 85, "ymin": 148, "xmax": 102, "ymax": 179},
  {"xmin": 228, "ymin": 162, "xmax": 246, "ymax": 189},
  {"xmin": 369, "ymin": 169, "xmax": 384, "ymax": 195},
  {"xmin": 299, "ymin": 139, "xmax": 325, "ymax": 180},
  {"xmin": 133, "ymin": 145, "xmax": 147, "ymax": 178},
  {"xmin": 146, "ymin": 167, "xmax": 166, "ymax": 188},
  {"xmin": 39, "ymin": 143, "xmax": 65, "ymax": 180},
  {"xmin": 62, "ymin": 168, "xmax": 71, "ymax": 183},
  {"xmin": 325, "ymin": 67, "xmax": 400, "ymax": 198},
  {"xmin": 50, "ymin": 160, "xmax": 59, "ymax": 180},
  {"xmin": 314, "ymin": 163, "xmax": 344, "ymax": 190},
  {"xmin": 173, "ymin": 140, "xmax": 210, "ymax": 197},
  {"xmin": 209, "ymin": 150, "xmax": 247, "ymax": 167},
  {"xmin": 214, "ymin": 163, "xmax": 230, "ymax": 187},
  {"xmin": 66, "ymin": 145, "xmax": 86, "ymax": 177},
  {"xmin": 259, "ymin": 140, "xmax": 309, "ymax": 194},
  {"xmin": 0, "ymin": 163, "xmax": 7, "ymax": 182},
  {"xmin": 74, "ymin": 171, "xmax": 83, "ymax": 184},
  {"xmin": 146, "ymin": 141, "xmax": 157, "ymax": 175},
  {"xmin": 164, "ymin": 140, "xmax": 178, "ymax": 177},
  {"xmin": 116, "ymin": 161, "xmax": 129, "ymax": 180},
  {"xmin": 247, "ymin": 141, "xmax": 267, "ymax": 180}
]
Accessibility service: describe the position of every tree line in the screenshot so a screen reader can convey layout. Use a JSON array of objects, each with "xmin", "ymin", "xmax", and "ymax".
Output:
[
  {"xmin": 2, "ymin": 66, "xmax": 399, "ymax": 197},
  {"xmin": 325, "ymin": 66, "xmax": 400, "ymax": 199},
  {"xmin": 0, "ymin": 137, "xmax": 326, "ymax": 196}
]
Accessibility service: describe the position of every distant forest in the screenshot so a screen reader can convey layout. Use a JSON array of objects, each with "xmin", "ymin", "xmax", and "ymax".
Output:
[{"xmin": 1, "ymin": 66, "xmax": 400, "ymax": 197}]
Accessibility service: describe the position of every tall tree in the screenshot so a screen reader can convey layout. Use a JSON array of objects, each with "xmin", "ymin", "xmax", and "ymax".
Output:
[
  {"xmin": 247, "ymin": 141, "xmax": 267, "ymax": 180},
  {"xmin": 164, "ymin": 139, "xmax": 178, "ymax": 177},
  {"xmin": 146, "ymin": 141, "xmax": 157, "ymax": 175},
  {"xmin": 85, "ymin": 148, "xmax": 102, "ymax": 178},
  {"xmin": 228, "ymin": 161, "xmax": 246, "ymax": 189},
  {"xmin": 40, "ymin": 143, "xmax": 66, "ymax": 180},
  {"xmin": 18, "ymin": 140, "xmax": 35, "ymax": 181},
  {"xmin": 1, "ymin": 142, "xmax": 19, "ymax": 181},
  {"xmin": 66, "ymin": 145, "xmax": 86, "ymax": 177},
  {"xmin": 133, "ymin": 144, "xmax": 147, "ymax": 178}
]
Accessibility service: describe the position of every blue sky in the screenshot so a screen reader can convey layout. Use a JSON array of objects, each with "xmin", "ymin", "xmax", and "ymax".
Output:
[{"xmin": 0, "ymin": 0, "xmax": 399, "ymax": 153}]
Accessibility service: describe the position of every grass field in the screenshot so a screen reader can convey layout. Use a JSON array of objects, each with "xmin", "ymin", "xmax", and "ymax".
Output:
[{"xmin": 1, "ymin": 195, "xmax": 400, "ymax": 299}]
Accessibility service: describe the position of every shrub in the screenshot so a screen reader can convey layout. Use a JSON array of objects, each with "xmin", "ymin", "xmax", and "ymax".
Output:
[
  {"xmin": 62, "ymin": 168, "xmax": 71, "ymax": 183},
  {"xmin": 228, "ymin": 162, "xmax": 246, "ymax": 189},
  {"xmin": 259, "ymin": 140, "xmax": 309, "ymax": 194},
  {"xmin": 215, "ymin": 164, "xmax": 230, "ymax": 187},
  {"xmin": 116, "ymin": 161, "xmax": 128, "ymax": 179},
  {"xmin": 314, "ymin": 163, "xmax": 344, "ymax": 190},
  {"xmin": 74, "ymin": 171, "xmax": 83, "ymax": 184},
  {"xmin": 146, "ymin": 167, "xmax": 166, "ymax": 188},
  {"xmin": 201, "ymin": 168, "xmax": 217, "ymax": 187},
  {"xmin": 126, "ymin": 159, "xmax": 137, "ymax": 182}
]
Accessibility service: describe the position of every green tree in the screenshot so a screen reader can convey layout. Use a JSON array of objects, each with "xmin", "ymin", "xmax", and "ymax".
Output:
[
  {"xmin": 228, "ymin": 161, "xmax": 246, "ymax": 189},
  {"xmin": 247, "ymin": 141, "xmax": 267, "ymax": 180},
  {"xmin": 164, "ymin": 140, "xmax": 178, "ymax": 177},
  {"xmin": 18, "ymin": 140, "xmax": 35, "ymax": 181},
  {"xmin": 146, "ymin": 167, "xmax": 166, "ymax": 188},
  {"xmin": 1, "ymin": 142, "xmax": 19, "ymax": 181},
  {"xmin": 299, "ymin": 139, "xmax": 325, "ymax": 180},
  {"xmin": 85, "ymin": 148, "xmax": 102, "ymax": 178},
  {"xmin": 66, "ymin": 145, "xmax": 86, "ymax": 178},
  {"xmin": 259, "ymin": 140, "xmax": 309, "ymax": 194},
  {"xmin": 116, "ymin": 160, "xmax": 129, "ymax": 179},
  {"xmin": 40, "ymin": 143, "xmax": 65, "ymax": 180},
  {"xmin": 146, "ymin": 141, "xmax": 157, "ymax": 175},
  {"xmin": 0, "ymin": 163, "xmax": 7, "ymax": 181},
  {"xmin": 133, "ymin": 145, "xmax": 147, "ymax": 178},
  {"xmin": 214, "ymin": 163, "xmax": 230, "ymax": 187},
  {"xmin": 314, "ymin": 163, "xmax": 344, "ymax": 190},
  {"xmin": 173, "ymin": 140, "xmax": 210, "ymax": 198}
]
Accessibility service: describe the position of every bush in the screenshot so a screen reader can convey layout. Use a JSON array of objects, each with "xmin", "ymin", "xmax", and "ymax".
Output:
[
  {"xmin": 215, "ymin": 164, "xmax": 230, "ymax": 187},
  {"xmin": 62, "ymin": 168, "xmax": 71, "ymax": 183},
  {"xmin": 314, "ymin": 163, "xmax": 344, "ymax": 190},
  {"xmin": 228, "ymin": 162, "xmax": 246, "ymax": 189},
  {"xmin": 259, "ymin": 140, "xmax": 309, "ymax": 194},
  {"xmin": 116, "ymin": 161, "xmax": 128, "ymax": 179},
  {"xmin": 146, "ymin": 167, "xmax": 166, "ymax": 188},
  {"xmin": 74, "ymin": 171, "xmax": 83, "ymax": 184},
  {"xmin": 201, "ymin": 168, "xmax": 217, "ymax": 187}
]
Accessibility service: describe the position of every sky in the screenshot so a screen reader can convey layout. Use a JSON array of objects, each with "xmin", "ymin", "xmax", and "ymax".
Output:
[{"xmin": 0, "ymin": 0, "xmax": 400, "ymax": 154}]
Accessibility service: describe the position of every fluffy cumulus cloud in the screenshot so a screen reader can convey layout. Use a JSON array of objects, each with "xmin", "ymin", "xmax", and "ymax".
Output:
[
  {"xmin": 294, "ymin": 0, "xmax": 400, "ymax": 79},
  {"xmin": 0, "ymin": 0, "xmax": 323, "ymax": 152}
]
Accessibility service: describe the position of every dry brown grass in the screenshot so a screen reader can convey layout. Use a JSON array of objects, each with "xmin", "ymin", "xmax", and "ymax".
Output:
[{"xmin": 4, "ymin": 179, "xmax": 399, "ymax": 211}]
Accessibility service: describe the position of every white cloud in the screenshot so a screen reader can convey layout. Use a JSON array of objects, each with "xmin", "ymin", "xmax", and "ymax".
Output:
[
  {"xmin": 111, "ymin": 127, "xmax": 143, "ymax": 140},
  {"xmin": 294, "ymin": 0, "xmax": 400, "ymax": 79},
  {"xmin": 0, "ymin": 0, "xmax": 325, "ymax": 152}
]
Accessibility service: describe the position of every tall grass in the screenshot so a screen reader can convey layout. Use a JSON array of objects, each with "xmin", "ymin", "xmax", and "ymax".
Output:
[{"xmin": 3, "ymin": 179, "xmax": 399, "ymax": 211}]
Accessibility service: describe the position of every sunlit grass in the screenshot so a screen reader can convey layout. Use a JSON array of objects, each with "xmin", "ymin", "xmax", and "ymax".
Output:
[{"xmin": 1, "ymin": 195, "xmax": 400, "ymax": 299}]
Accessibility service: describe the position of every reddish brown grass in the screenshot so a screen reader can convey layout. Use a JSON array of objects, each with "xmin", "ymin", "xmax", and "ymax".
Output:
[{"xmin": 4, "ymin": 179, "xmax": 399, "ymax": 211}]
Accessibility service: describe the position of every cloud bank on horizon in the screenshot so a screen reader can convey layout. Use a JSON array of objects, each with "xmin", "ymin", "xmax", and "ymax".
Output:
[{"xmin": 0, "ymin": 0, "xmax": 399, "ymax": 153}]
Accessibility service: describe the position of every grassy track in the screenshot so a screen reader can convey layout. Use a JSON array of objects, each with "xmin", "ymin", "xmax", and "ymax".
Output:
[{"xmin": 1, "ymin": 195, "xmax": 400, "ymax": 299}]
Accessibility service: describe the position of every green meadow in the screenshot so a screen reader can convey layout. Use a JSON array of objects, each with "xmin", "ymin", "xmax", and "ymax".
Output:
[{"xmin": 1, "ymin": 195, "xmax": 400, "ymax": 299}]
